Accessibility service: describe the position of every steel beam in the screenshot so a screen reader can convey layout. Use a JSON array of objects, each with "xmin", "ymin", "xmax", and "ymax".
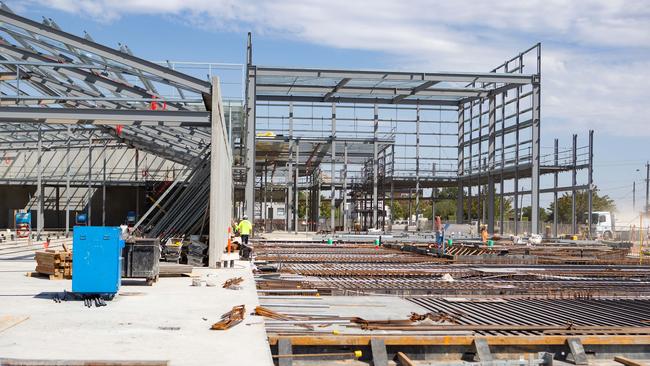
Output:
[
  {"xmin": 0, "ymin": 107, "xmax": 210, "ymax": 126},
  {"xmin": 255, "ymin": 67, "xmax": 536, "ymax": 84},
  {"xmin": 0, "ymin": 8, "xmax": 211, "ymax": 94},
  {"xmin": 256, "ymin": 95, "xmax": 459, "ymax": 106}
]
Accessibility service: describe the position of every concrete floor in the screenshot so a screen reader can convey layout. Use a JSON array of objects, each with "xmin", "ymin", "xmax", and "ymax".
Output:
[{"xmin": 0, "ymin": 249, "xmax": 273, "ymax": 365}]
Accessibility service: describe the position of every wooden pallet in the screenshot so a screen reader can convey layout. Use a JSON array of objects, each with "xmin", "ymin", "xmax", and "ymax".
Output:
[{"xmin": 33, "ymin": 250, "xmax": 72, "ymax": 280}]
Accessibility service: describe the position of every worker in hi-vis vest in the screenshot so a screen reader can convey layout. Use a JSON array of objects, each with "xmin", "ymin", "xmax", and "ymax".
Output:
[{"xmin": 237, "ymin": 215, "xmax": 253, "ymax": 247}]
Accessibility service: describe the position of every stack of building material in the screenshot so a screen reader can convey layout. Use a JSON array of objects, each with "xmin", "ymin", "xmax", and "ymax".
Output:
[
  {"xmin": 186, "ymin": 240, "xmax": 208, "ymax": 267},
  {"xmin": 34, "ymin": 250, "xmax": 72, "ymax": 279}
]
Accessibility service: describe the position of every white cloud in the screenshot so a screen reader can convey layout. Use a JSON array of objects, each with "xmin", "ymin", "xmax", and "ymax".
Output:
[{"xmin": 12, "ymin": 0, "xmax": 650, "ymax": 136}]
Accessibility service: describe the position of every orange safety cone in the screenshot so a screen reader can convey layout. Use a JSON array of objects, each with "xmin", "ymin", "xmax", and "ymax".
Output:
[
  {"xmin": 43, "ymin": 238, "xmax": 50, "ymax": 249},
  {"xmin": 227, "ymin": 226, "xmax": 232, "ymax": 253}
]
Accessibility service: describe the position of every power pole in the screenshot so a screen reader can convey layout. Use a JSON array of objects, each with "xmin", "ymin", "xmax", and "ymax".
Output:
[
  {"xmin": 644, "ymin": 162, "xmax": 650, "ymax": 216},
  {"xmin": 633, "ymin": 181, "xmax": 636, "ymax": 212},
  {"xmin": 646, "ymin": 162, "xmax": 649, "ymax": 215}
]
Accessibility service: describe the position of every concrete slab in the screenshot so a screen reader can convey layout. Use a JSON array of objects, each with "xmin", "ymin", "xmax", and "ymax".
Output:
[{"xmin": 0, "ymin": 256, "xmax": 273, "ymax": 366}]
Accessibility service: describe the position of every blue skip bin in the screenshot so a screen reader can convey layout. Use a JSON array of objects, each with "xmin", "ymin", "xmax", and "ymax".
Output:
[{"xmin": 72, "ymin": 226, "xmax": 124, "ymax": 296}]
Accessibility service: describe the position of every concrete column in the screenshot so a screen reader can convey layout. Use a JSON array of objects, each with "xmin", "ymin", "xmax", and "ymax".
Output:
[{"xmin": 208, "ymin": 76, "xmax": 231, "ymax": 266}]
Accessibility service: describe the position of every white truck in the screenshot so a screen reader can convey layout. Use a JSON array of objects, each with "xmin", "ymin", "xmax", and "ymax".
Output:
[
  {"xmin": 589, "ymin": 211, "xmax": 614, "ymax": 239},
  {"xmin": 589, "ymin": 211, "xmax": 631, "ymax": 240}
]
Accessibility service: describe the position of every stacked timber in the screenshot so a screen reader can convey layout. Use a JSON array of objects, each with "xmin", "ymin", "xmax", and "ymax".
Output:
[{"xmin": 34, "ymin": 250, "xmax": 72, "ymax": 280}]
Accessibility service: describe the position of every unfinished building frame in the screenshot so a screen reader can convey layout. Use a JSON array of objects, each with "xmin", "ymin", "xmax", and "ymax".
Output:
[
  {"xmin": 0, "ymin": 5, "xmax": 233, "ymax": 264},
  {"xmin": 242, "ymin": 38, "xmax": 594, "ymax": 236}
]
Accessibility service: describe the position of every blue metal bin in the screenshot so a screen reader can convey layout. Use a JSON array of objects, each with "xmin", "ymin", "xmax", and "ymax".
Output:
[{"xmin": 72, "ymin": 226, "xmax": 124, "ymax": 295}]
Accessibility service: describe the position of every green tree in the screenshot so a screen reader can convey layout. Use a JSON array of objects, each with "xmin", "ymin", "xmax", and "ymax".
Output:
[
  {"xmin": 521, "ymin": 206, "xmax": 549, "ymax": 222},
  {"xmin": 547, "ymin": 188, "xmax": 616, "ymax": 223},
  {"xmin": 297, "ymin": 191, "xmax": 307, "ymax": 218},
  {"xmin": 390, "ymin": 200, "xmax": 405, "ymax": 220},
  {"xmin": 440, "ymin": 186, "xmax": 513, "ymax": 220}
]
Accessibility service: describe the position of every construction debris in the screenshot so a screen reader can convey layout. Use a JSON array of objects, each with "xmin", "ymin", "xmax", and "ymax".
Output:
[
  {"xmin": 223, "ymin": 277, "xmax": 244, "ymax": 289},
  {"xmin": 210, "ymin": 305, "xmax": 245, "ymax": 330}
]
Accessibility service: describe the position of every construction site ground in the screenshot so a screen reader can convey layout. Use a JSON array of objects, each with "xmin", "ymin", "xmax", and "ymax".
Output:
[{"xmin": 0, "ymin": 239, "xmax": 273, "ymax": 366}]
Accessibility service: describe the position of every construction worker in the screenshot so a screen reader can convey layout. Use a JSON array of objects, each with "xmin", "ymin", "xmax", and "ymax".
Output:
[
  {"xmin": 237, "ymin": 215, "xmax": 253, "ymax": 256},
  {"xmin": 480, "ymin": 226, "xmax": 489, "ymax": 244},
  {"xmin": 434, "ymin": 216, "xmax": 444, "ymax": 247}
]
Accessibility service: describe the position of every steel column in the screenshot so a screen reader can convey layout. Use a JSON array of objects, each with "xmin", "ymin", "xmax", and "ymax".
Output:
[
  {"xmin": 87, "ymin": 134, "xmax": 92, "ymax": 225},
  {"xmin": 331, "ymin": 103, "xmax": 336, "ymax": 233},
  {"xmin": 457, "ymin": 105, "xmax": 464, "ymax": 224},
  {"xmin": 36, "ymin": 124, "xmax": 43, "ymax": 237},
  {"xmin": 572, "ymin": 134, "xmax": 578, "ymax": 235},
  {"xmin": 65, "ymin": 126, "xmax": 70, "ymax": 236},
  {"xmin": 287, "ymin": 103, "xmax": 294, "ymax": 231},
  {"xmin": 245, "ymin": 33, "xmax": 256, "ymax": 222},
  {"xmin": 553, "ymin": 138, "xmax": 559, "ymax": 238},
  {"xmin": 415, "ymin": 104, "xmax": 421, "ymax": 230},
  {"xmin": 294, "ymin": 142, "xmax": 300, "ymax": 234},
  {"xmin": 343, "ymin": 142, "xmax": 348, "ymax": 232},
  {"xmin": 373, "ymin": 104, "xmax": 378, "ymax": 229},
  {"xmin": 531, "ymin": 46, "xmax": 541, "ymax": 234},
  {"xmin": 487, "ymin": 95, "xmax": 496, "ymax": 233},
  {"xmin": 102, "ymin": 148, "xmax": 106, "ymax": 226},
  {"xmin": 588, "ymin": 130, "xmax": 594, "ymax": 239}
]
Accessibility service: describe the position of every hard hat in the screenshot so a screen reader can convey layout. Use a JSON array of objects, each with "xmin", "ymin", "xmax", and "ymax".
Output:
[{"xmin": 243, "ymin": 215, "xmax": 248, "ymax": 220}]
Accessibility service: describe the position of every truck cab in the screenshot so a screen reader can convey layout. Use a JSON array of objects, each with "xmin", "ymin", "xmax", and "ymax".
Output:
[{"xmin": 590, "ymin": 211, "xmax": 614, "ymax": 239}]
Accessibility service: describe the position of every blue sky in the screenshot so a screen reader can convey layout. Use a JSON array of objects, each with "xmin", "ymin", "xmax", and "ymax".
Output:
[{"xmin": 9, "ymin": 0, "xmax": 650, "ymax": 220}]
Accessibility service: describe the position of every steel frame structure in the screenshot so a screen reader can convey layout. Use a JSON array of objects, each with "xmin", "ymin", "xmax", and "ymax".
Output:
[
  {"xmin": 0, "ymin": 5, "xmax": 232, "ymax": 263},
  {"xmin": 0, "ymin": 5, "xmax": 595, "ymax": 241},
  {"xmin": 243, "ymin": 38, "xmax": 593, "ymax": 235}
]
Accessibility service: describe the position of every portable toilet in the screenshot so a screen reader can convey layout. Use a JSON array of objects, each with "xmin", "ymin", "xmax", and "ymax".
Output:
[
  {"xmin": 14, "ymin": 211, "xmax": 31, "ymax": 238},
  {"xmin": 72, "ymin": 226, "xmax": 124, "ymax": 296}
]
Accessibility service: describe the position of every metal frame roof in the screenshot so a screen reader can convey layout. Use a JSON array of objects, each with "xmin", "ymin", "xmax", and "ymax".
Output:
[
  {"xmin": 254, "ymin": 66, "xmax": 536, "ymax": 106},
  {"xmin": 0, "ymin": 3, "xmax": 214, "ymax": 167}
]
